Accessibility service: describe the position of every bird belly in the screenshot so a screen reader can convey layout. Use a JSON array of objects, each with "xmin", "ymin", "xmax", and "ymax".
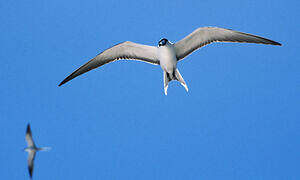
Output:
[{"xmin": 159, "ymin": 46, "xmax": 177, "ymax": 73}]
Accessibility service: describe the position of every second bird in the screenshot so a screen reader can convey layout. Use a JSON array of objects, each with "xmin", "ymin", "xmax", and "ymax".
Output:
[
  {"xmin": 59, "ymin": 27, "xmax": 281, "ymax": 95},
  {"xmin": 24, "ymin": 124, "xmax": 50, "ymax": 179}
]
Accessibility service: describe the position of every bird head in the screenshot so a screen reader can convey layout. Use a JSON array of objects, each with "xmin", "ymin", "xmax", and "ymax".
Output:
[{"xmin": 158, "ymin": 38, "xmax": 168, "ymax": 47}]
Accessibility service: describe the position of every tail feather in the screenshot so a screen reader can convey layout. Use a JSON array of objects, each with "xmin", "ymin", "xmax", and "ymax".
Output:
[
  {"xmin": 163, "ymin": 71, "xmax": 171, "ymax": 95},
  {"xmin": 163, "ymin": 69, "xmax": 188, "ymax": 95},
  {"xmin": 174, "ymin": 69, "xmax": 188, "ymax": 92}
]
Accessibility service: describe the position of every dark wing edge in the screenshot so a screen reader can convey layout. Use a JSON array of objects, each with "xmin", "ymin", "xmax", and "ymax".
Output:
[
  {"xmin": 25, "ymin": 124, "xmax": 35, "ymax": 147},
  {"xmin": 26, "ymin": 124, "xmax": 32, "ymax": 136},
  {"xmin": 28, "ymin": 151, "xmax": 36, "ymax": 179},
  {"xmin": 58, "ymin": 56, "xmax": 102, "ymax": 87},
  {"xmin": 28, "ymin": 164, "xmax": 33, "ymax": 178},
  {"xmin": 174, "ymin": 27, "xmax": 281, "ymax": 60},
  {"xmin": 58, "ymin": 41, "xmax": 159, "ymax": 86}
]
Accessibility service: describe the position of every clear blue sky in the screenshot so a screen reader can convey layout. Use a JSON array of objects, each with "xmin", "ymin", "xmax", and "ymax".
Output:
[{"xmin": 0, "ymin": 0, "xmax": 299, "ymax": 179}]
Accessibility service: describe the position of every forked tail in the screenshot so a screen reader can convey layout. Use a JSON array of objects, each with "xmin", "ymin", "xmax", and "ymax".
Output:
[{"xmin": 163, "ymin": 69, "xmax": 188, "ymax": 95}]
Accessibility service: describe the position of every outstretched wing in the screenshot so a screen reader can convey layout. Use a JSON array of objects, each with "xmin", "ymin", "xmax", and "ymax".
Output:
[
  {"xmin": 59, "ymin": 41, "xmax": 159, "ymax": 86},
  {"xmin": 174, "ymin": 27, "xmax": 281, "ymax": 60},
  {"xmin": 25, "ymin": 124, "xmax": 35, "ymax": 147},
  {"xmin": 28, "ymin": 150, "xmax": 36, "ymax": 179}
]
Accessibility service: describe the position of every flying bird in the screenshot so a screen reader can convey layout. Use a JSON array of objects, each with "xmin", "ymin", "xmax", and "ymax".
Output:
[
  {"xmin": 59, "ymin": 27, "xmax": 281, "ymax": 95},
  {"xmin": 24, "ymin": 124, "xmax": 50, "ymax": 179}
]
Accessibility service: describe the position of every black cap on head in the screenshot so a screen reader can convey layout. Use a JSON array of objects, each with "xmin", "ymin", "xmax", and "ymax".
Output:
[{"xmin": 158, "ymin": 38, "xmax": 168, "ymax": 46}]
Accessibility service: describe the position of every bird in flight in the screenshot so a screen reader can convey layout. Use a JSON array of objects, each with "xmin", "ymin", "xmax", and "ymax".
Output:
[
  {"xmin": 24, "ymin": 124, "xmax": 50, "ymax": 179},
  {"xmin": 59, "ymin": 27, "xmax": 281, "ymax": 95}
]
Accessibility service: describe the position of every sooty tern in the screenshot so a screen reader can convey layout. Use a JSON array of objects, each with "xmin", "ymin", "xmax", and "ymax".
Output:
[
  {"xmin": 59, "ymin": 27, "xmax": 281, "ymax": 95},
  {"xmin": 24, "ymin": 124, "xmax": 50, "ymax": 179}
]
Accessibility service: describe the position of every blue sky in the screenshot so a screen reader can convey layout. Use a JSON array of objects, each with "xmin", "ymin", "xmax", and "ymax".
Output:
[{"xmin": 0, "ymin": 0, "xmax": 299, "ymax": 179}]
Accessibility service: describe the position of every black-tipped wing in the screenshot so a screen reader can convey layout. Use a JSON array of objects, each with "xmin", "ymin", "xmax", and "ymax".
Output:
[
  {"xmin": 26, "ymin": 124, "xmax": 35, "ymax": 147},
  {"xmin": 174, "ymin": 27, "xmax": 281, "ymax": 60},
  {"xmin": 28, "ymin": 150, "xmax": 36, "ymax": 179},
  {"xmin": 59, "ymin": 41, "xmax": 159, "ymax": 86}
]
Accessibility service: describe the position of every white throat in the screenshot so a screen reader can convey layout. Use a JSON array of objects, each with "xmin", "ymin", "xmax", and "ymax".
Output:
[{"xmin": 158, "ymin": 43, "xmax": 178, "ymax": 73}]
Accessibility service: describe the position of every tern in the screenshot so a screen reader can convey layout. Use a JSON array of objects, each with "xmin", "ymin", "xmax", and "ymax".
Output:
[
  {"xmin": 59, "ymin": 27, "xmax": 281, "ymax": 95},
  {"xmin": 24, "ymin": 124, "xmax": 50, "ymax": 179}
]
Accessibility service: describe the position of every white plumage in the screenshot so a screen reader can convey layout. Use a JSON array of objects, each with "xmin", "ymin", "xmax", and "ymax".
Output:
[{"xmin": 59, "ymin": 27, "xmax": 281, "ymax": 95}]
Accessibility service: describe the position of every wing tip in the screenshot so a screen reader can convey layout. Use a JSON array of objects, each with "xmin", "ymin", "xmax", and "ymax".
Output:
[
  {"xmin": 58, "ymin": 81, "xmax": 65, "ymax": 87},
  {"xmin": 28, "ymin": 166, "xmax": 33, "ymax": 179},
  {"xmin": 266, "ymin": 38, "xmax": 281, "ymax": 46},
  {"xmin": 58, "ymin": 64, "xmax": 87, "ymax": 87},
  {"xmin": 273, "ymin": 41, "xmax": 282, "ymax": 46},
  {"xmin": 58, "ymin": 76, "xmax": 72, "ymax": 87},
  {"xmin": 26, "ymin": 123, "xmax": 31, "ymax": 133}
]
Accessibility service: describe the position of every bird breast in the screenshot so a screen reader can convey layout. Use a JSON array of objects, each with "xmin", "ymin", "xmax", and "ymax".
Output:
[{"xmin": 158, "ymin": 45, "xmax": 177, "ymax": 73}]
